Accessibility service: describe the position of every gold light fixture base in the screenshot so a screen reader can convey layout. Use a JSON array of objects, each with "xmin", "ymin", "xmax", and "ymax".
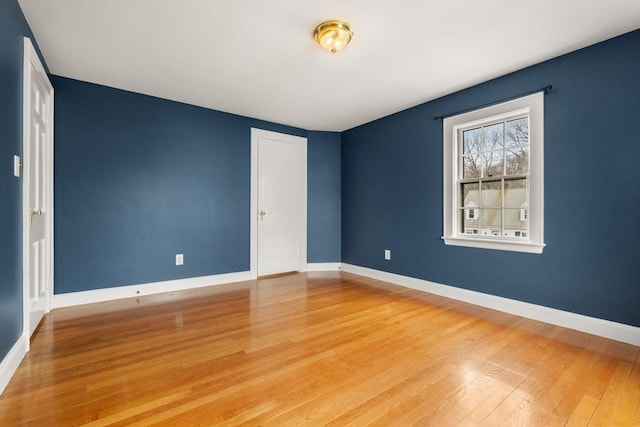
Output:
[{"xmin": 313, "ymin": 20, "xmax": 354, "ymax": 54}]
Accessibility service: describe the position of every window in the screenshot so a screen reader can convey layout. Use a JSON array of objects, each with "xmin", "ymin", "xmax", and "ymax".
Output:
[{"xmin": 442, "ymin": 92, "xmax": 545, "ymax": 253}]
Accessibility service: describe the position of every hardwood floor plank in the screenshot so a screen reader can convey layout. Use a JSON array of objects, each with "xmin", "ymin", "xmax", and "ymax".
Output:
[
  {"xmin": 611, "ymin": 361, "xmax": 640, "ymax": 425},
  {"xmin": 566, "ymin": 395, "xmax": 600, "ymax": 426},
  {"xmin": 0, "ymin": 271, "xmax": 637, "ymax": 426},
  {"xmin": 589, "ymin": 361, "xmax": 634, "ymax": 425}
]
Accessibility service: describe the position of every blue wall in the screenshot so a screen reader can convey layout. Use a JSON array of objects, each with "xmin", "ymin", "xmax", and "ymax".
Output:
[
  {"xmin": 0, "ymin": 0, "xmax": 48, "ymax": 361},
  {"xmin": 308, "ymin": 131, "xmax": 341, "ymax": 262},
  {"xmin": 53, "ymin": 77, "xmax": 341, "ymax": 293},
  {"xmin": 342, "ymin": 30, "xmax": 640, "ymax": 327}
]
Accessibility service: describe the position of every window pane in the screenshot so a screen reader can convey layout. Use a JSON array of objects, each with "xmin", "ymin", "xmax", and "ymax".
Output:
[
  {"xmin": 504, "ymin": 209, "xmax": 527, "ymax": 237},
  {"xmin": 463, "ymin": 155, "xmax": 481, "ymax": 178},
  {"xmin": 483, "ymin": 150, "xmax": 504, "ymax": 177},
  {"xmin": 480, "ymin": 208, "xmax": 501, "ymax": 236},
  {"xmin": 482, "ymin": 122, "xmax": 504, "ymax": 152},
  {"xmin": 506, "ymin": 118, "xmax": 528, "ymax": 147},
  {"xmin": 461, "ymin": 209, "xmax": 479, "ymax": 233},
  {"xmin": 504, "ymin": 178, "xmax": 527, "ymax": 208},
  {"xmin": 481, "ymin": 181, "xmax": 501, "ymax": 208},
  {"xmin": 461, "ymin": 183, "xmax": 479, "ymax": 208},
  {"xmin": 463, "ymin": 128, "xmax": 482, "ymax": 154},
  {"xmin": 506, "ymin": 147, "xmax": 528, "ymax": 175}
]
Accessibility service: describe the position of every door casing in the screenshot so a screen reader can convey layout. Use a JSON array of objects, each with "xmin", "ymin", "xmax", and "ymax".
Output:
[{"xmin": 250, "ymin": 128, "xmax": 307, "ymax": 279}]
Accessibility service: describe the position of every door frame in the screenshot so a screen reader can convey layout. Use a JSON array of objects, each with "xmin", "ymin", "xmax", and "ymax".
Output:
[
  {"xmin": 22, "ymin": 37, "xmax": 54, "ymax": 347},
  {"xmin": 250, "ymin": 128, "xmax": 307, "ymax": 279}
]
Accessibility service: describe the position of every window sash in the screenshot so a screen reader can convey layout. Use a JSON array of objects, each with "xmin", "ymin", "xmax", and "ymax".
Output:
[
  {"xmin": 456, "ymin": 116, "xmax": 530, "ymax": 242},
  {"xmin": 458, "ymin": 186, "xmax": 530, "ymax": 240}
]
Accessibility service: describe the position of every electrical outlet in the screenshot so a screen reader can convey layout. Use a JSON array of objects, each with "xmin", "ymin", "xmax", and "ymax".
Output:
[
  {"xmin": 384, "ymin": 249, "xmax": 391, "ymax": 260},
  {"xmin": 175, "ymin": 254, "xmax": 184, "ymax": 265}
]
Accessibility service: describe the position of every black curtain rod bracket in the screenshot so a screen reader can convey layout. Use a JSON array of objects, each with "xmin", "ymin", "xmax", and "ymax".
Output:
[{"xmin": 433, "ymin": 85, "xmax": 553, "ymax": 121}]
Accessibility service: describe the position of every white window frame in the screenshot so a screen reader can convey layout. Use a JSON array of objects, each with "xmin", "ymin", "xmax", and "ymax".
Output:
[{"xmin": 442, "ymin": 92, "xmax": 545, "ymax": 254}]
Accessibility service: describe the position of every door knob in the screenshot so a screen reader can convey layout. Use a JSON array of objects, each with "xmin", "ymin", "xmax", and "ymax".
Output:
[{"xmin": 259, "ymin": 210, "xmax": 266, "ymax": 221}]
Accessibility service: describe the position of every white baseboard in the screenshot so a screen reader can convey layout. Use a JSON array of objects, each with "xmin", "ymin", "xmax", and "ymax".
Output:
[
  {"xmin": 53, "ymin": 271, "xmax": 251, "ymax": 308},
  {"xmin": 341, "ymin": 263, "xmax": 640, "ymax": 346},
  {"xmin": 306, "ymin": 262, "xmax": 342, "ymax": 272},
  {"xmin": 0, "ymin": 334, "xmax": 27, "ymax": 396},
  {"xmin": 49, "ymin": 263, "xmax": 640, "ymax": 345}
]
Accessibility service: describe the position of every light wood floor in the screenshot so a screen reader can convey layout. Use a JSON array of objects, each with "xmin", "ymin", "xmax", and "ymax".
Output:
[{"xmin": 0, "ymin": 272, "xmax": 638, "ymax": 426}]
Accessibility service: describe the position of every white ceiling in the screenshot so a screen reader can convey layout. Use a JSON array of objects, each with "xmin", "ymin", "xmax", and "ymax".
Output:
[{"xmin": 18, "ymin": 0, "xmax": 640, "ymax": 132}]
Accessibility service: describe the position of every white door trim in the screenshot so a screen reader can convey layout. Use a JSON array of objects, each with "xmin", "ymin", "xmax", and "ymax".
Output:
[
  {"xmin": 250, "ymin": 128, "xmax": 307, "ymax": 279},
  {"xmin": 22, "ymin": 37, "xmax": 54, "ymax": 348}
]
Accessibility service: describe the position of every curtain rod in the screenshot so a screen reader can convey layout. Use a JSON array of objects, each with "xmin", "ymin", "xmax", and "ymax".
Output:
[{"xmin": 433, "ymin": 85, "xmax": 553, "ymax": 121}]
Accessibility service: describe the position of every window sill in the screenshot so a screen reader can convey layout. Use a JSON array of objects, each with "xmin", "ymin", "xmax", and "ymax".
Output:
[{"xmin": 442, "ymin": 236, "xmax": 545, "ymax": 254}]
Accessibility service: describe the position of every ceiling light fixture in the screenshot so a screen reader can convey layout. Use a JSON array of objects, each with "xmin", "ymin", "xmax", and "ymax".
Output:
[{"xmin": 313, "ymin": 20, "xmax": 354, "ymax": 54}]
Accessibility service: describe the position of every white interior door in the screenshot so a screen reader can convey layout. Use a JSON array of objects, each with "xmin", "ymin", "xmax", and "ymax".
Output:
[
  {"xmin": 23, "ymin": 38, "xmax": 53, "ymax": 338},
  {"xmin": 250, "ymin": 129, "xmax": 307, "ymax": 278}
]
